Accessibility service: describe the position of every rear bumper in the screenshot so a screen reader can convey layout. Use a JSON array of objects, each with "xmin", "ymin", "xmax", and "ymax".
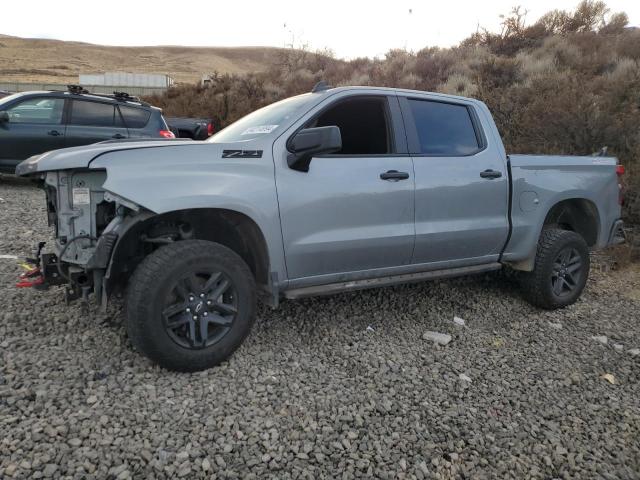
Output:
[{"xmin": 607, "ymin": 219, "xmax": 625, "ymax": 246}]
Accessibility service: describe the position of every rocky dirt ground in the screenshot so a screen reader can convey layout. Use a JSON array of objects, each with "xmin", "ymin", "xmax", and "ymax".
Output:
[{"xmin": 1, "ymin": 176, "xmax": 639, "ymax": 479}]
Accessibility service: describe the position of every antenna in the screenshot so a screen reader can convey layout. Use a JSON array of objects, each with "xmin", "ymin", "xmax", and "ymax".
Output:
[{"xmin": 311, "ymin": 81, "xmax": 331, "ymax": 93}]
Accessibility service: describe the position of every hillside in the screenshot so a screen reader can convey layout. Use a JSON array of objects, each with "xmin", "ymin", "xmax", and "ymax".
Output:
[{"xmin": 0, "ymin": 34, "xmax": 287, "ymax": 84}]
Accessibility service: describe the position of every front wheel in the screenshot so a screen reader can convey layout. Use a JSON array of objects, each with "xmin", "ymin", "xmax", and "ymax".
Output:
[
  {"xmin": 125, "ymin": 240, "xmax": 256, "ymax": 371},
  {"xmin": 520, "ymin": 228, "xmax": 590, "ymax": 309}
]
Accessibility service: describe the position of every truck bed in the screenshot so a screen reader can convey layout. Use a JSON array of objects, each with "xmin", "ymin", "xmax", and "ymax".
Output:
[{"xmin": 503, "ymin": 154, "xmax": 621, "ymax": 265}]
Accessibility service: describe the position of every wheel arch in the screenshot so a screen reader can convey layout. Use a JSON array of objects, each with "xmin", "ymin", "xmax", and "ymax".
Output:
[
  {"xmin": 506, "ymin": 197, "xmax": 600, "ymax": 271},
  {"xmin": 105, "ymin": 208, "xmax": 270, "ymax": 297},
  {"xmin": 541, "ymin": 198, "xmax": 600, "ymax": 247}
]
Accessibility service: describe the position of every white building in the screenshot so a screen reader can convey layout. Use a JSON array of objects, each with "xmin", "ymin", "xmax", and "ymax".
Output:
[{"xmin": 79, "ymin": 72, "xmax": 174, "ymax": 88}]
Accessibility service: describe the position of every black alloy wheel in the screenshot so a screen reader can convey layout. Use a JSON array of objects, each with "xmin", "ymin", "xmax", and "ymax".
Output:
[
  {"xmin": 162, "ymin": 271, "xmax": 238, "ymax": 349},
  {"xmin": 550, "ymin": 247, "xmax": 584, "ymax": 298}
]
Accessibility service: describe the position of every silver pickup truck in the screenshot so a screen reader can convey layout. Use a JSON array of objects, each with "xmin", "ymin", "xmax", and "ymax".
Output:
[{"xmin": 16, "ymin": 83, "xmax": 625, "ymax": 371}]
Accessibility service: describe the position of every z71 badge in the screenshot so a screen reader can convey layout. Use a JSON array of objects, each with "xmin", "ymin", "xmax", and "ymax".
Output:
[{"xmin": 222, "ymin": 150, "xmax": 263, "ymax": 158}]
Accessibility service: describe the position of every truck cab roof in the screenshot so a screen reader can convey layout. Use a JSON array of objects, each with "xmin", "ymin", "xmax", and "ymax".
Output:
[{"xmin": 309, "ymin": 84, "xmax": 485, "ymax": 105}]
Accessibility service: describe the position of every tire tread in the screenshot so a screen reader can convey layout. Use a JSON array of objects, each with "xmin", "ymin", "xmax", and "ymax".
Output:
[
  {"xmin": 521, "ymin": 228, "xmax": 589, "ymax": 309},
  {"xmin": 125, "ymin": 240, "xmax": 256, "ymax": 371}
]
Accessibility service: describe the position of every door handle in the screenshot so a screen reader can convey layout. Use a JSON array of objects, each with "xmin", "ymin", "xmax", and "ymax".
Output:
[
  {"xmin": 480, "ymin": 169, "xmax": 502, "ymax": 179},
  {"xmin": 47, "ymin": 130, "xmax": 62, "ymax": 137},
  {"xmin": 380, "ymin": 170, "xmax": 410, "ymax": 181},
  {"xmin": 112, "ymin": 133, "xmax": 126, "ymax": 139}
]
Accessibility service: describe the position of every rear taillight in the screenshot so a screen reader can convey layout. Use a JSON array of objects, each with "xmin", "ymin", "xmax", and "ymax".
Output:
[
  {"xmin": 616, "ymin": 164, "xmax": 625, "ymax": 206},
  {"xmin": 207, "ymin": 122, "xmax": 214, "ymax": 136},
  {"xmin": 159, "ymin": 130, "xmax": 175, "ymax": 139}
]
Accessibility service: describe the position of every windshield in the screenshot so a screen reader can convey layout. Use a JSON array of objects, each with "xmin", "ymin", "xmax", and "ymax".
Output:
[{"xmin": 208, "ymin": 93, "xmax": 316, "ymax": 143}]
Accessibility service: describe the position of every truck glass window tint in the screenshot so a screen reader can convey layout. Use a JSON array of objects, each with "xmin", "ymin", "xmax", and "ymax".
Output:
[
  {"xmin": 119, "ymin": 106, "xmax": 151, "ymax": 129},
  {"xmin": 408, "ymin": 100, "xmax": 479, "ymax": 155},
  {"xmin": 70, "ymin": 100, "xmax": 116, "ymax": 127},
  {"xmin": 6, "ymin": 98, "xmax": 64, "ymax": 124},
  {"xmin": 312, "ymin": 98, "xmax": 390, "ymax": 155}
]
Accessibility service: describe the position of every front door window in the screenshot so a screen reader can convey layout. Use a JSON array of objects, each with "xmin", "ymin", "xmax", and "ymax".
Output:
[{"xmin": 6, "ymin": 98, "xmax": 64, "ymax": 124}]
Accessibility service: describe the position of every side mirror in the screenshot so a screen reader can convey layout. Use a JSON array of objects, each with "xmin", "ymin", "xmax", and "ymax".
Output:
[
  {"xmin": 287, "ymin": 126, "xmax": 342, "ymax": 172},
  {"xmin": 0, "ymin": 111, "xmax": 8, "ymax": 123}
]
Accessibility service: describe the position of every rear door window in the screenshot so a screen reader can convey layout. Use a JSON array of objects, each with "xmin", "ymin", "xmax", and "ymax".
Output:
[
  {"xmin": 119, "ymin": 105, "xmax": 150, "ymax": 128},
  {"xmin": 69, "ymin": 100, "xmax": 119, "ymax": 127},
  {"xmin": 407, "ymin": 99, "xmax": 481, "ymax": 155}
]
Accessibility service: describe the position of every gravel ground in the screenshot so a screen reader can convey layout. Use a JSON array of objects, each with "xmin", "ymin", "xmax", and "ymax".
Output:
[{"xmin": 1, "ymin": 176, "xmax": 639, "ymax": 480}]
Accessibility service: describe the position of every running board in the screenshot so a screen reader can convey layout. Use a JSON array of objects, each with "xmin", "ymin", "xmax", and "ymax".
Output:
[{"xmin": 283, "ymin": 263, "xmax": 502, "ymax": 300}]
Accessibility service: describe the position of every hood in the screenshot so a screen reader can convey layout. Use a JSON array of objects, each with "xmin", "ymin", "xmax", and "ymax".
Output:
[{"xmin": 15, "ymin": 139, "xmax": 200, "ymax": 176}]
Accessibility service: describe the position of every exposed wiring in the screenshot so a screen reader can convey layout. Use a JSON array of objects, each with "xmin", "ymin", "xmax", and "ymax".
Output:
[{"xmin": 57, "ymin": 235, "xmax": 97, "ymax": 281}]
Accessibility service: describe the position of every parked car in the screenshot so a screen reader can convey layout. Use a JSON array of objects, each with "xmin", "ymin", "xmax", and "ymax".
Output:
[
  {"xmin": 16, "ymin": 83, "xmax": 625, "ymax": 371},
  {"xmin": 0, "ymin": 85, "xmax": 174, "ymax": 174},
  {"xmin": 0, "ymin": 90, "xmax": 11, "ymax": 99},
  {"xmin": 166, "ymin": 116, "xmax": 214, "ymax": 140}
]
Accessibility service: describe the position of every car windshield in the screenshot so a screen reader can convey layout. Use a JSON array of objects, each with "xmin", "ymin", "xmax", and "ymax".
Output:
[{"xmin": 208, "ymin": 94, "xmax": 316, "ymax": 144}]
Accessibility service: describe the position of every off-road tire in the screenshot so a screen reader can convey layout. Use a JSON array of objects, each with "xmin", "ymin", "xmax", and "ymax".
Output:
[
  {"xmin": 125, "ymin": 240, "xmax": 256, "ymax": 371},
  {"xmin": 521, "ymin": 228, "xmax": 590, "ymax": 309}
]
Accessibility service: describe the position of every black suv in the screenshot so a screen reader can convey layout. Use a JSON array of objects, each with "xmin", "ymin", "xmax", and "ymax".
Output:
[{"xmin": 0, "ymin": 86, "xmax": 174, "ymax": 173}]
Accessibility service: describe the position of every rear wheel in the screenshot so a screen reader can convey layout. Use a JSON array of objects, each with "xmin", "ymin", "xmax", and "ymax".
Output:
[
  {"xmin": 521, "ymin": 228, "xmax": 590, "ymax": 309},
  {"xmin": 125, "ymin": 240, "xmax": 256, "ymax": 371}
]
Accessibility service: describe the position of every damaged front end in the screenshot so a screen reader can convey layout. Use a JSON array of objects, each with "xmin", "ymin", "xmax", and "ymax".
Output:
[{"xmin": 18, "ymin": 169, "xmax": 141, "ymax": 305}]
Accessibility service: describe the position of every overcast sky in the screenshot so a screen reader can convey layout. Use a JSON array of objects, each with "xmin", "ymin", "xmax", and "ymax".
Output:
[{"xmin": 3, "ymin": 0, "xmax": 638, "ymax": 58}]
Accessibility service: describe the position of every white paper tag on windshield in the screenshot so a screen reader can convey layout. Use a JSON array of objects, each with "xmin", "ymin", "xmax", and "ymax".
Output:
[
  {"xmin": 241, "ymin": 125, "xmax": 278, "ymax": 135},
  {"xmin": 73, "ymin": 187, "xmax": 90, "ymax": 205}
]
